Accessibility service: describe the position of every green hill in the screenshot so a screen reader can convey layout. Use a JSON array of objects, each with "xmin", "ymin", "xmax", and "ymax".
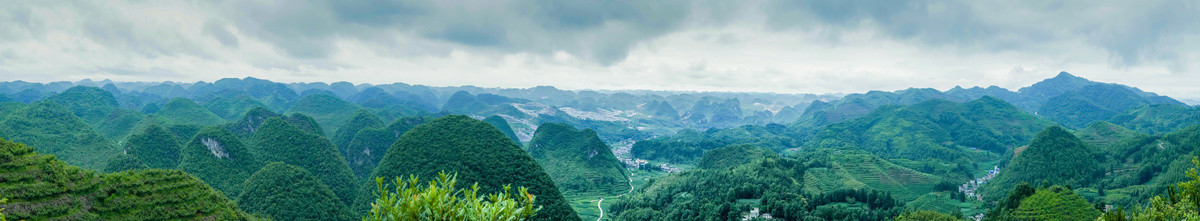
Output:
[
  {"xmin": 800, "ymin": 150, "xmax": 946, "ymax": 201},
  {"xmin": 203, "ymin": 94, "xmax": 269, "ymax": 121},
  {"xmin": 179, "ymin": 126, "xmax": 264, "ymax": 199},
  {"xmin": 250, "ymin": 117, "xmax": 359, "ymax": 205},
  {"xmin": 984, "ymin": 126, "xmax": 1103, "ymax": 198},
  {"xmin": 0, "ymin": 102, "xmax": 118, "ymax": 170},
  {"xmin": 332, "ymin": 110, "xmax": 384, "ymax": 157},
  {"xmin": 1109, "ymin": 104, "xmax": 1200, "ymax": 134},
  {"xmin": 1011, "ymin": 186, "xmax": 1100, "ymax": 220},
  {"xmin": 357, "ymin": 115, "xmax": 579, "ymax": 221},
  {"xmin": 697, "ymin": 144, "xmax": 778, "ymax": 170},
  {"xmin": 0, "ymin": 138, "xmax": 258, "ymax": 220},
  {"xmin": 158, "ymin": 97, "xmax": 226, "ymax": 126},
  {"xmin": 485, "ymin": 115, "xmax": 522, "ymax": 145},
  {"xmin": 41, "ymin": 86, "xmax": 145, "ymax": 139},
  {"xmin": 237, "ymin": 162, "xmax": 355, "ymax": 221},
  {"xmin": 609, "ymin": 156, "xmax": 905, "ymax": 220},
  {"xmin": 526, "ymin": 123, "xmax": 630, "ymax": 195},
  {"xmin": 228, "ymin": 107, "xmax": 325, "ymax": 138},
  {"xmin": 103, "ymin": 153, "xmax": 148, "ymax": 173},
  {"xmin": 809, "ymin": 97, "xmax": 1054, "ymax": 180},
  {"xmin": 286, "ymin": 93, "xmax": 361, "ymax": 135},
  {"xmin": 345, "ymin": 116, "xmax": 431, "ymax": 179},
  {"xmin": 122, "ymin": 123, "xmax": 183, "ymax": 169},
  {"xmin": 631, "ymin": 124, "xmax": 798, "ymax": 163},
  {"xmin": 1073, "ymin": 121, "xmax": 1140, "ymax": 149},
  {"xmin": 1039, "ymin": 84, "xmax": 1184, "ymax": 128}
]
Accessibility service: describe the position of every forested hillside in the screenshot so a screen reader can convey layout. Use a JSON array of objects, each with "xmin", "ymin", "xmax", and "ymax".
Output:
[{"xmin": 0, "ymin": 138, "xmax": 260, "ymax": 220}]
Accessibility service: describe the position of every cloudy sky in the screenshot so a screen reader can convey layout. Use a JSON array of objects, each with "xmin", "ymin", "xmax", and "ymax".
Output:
[{"xmin": 1, "ymin": 0, "xmax": 1199, "ymax": 98}]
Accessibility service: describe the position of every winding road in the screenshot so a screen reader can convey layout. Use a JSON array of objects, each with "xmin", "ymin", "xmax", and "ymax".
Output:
[{"xmin": 597, "ymin": 176, "xmax": 635, "ymax": 221}]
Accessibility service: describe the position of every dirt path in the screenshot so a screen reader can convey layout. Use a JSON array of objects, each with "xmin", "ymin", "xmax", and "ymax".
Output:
[{"xmin": 597, "ymin": 177, "xmax": 635, "ymax": 221}]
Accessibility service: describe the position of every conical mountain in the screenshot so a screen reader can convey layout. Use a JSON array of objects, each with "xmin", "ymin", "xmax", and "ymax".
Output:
[
  {"xmin": 158, "ymin": 97, "xmax": 226, "ymax": 126},
  {"xmin": 332, "ymin": 110, "xmax": 384, "ymax": 157},
  {"xmin": 250, "ymin": 117, "xmax": 358, "ymax": 205},
  {"xmin": 984, "ymin": 126, "xmax": 1102, "ymax": 198},
  {"xmin": 43, "ymin": 86, "xmax": 120, "ymax": 126},
  {"xmin": 358, "ymin": 115, "xmax": 580, "ymax": 221},
  {"xmin": 237, "ymin": 162, "xmax": 355, "ymax": 221},
  {"xmin": 228, "ymin": 107, "xmax": 325, "ymax": 138},
  {"xmin": 484, "ymin": 115, "xmax": 521, "ymax": 145},
  {"xmin": 286, "ymin": 93, "xmax": 361, "ymax": 135},
  {"xmin": 0, "ymin": 138, "xmax": 257, "ymax": 220},
  {"xmin": 179, "ymin": 126, "xmax": 263, "ymax": 199},
  {"xmin": 203, "ymin": 94, "xmax": 269, "ymax": 121},
  {"xmin": 123, "ymin": 123, "xmax": 183, "ymax": 169},
  {"xmin": 345, "ymin": 116, "xmax": 431, "ymax": 179},
  {"xmin": 526, "ymin": 123, "xmax": 629, "ymax": 195},
  {"xmin": 0, "ymin": 101, "xmax": 118, "ymax": 170}
]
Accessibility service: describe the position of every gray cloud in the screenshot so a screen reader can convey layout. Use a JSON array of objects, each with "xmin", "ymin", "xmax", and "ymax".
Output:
[{"xmin": 2, "ymin": 0, "xmax": 1200, "ymax": 97}]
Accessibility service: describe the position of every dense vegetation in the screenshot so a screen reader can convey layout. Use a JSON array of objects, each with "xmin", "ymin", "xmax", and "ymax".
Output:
[
  {"xmin": 984, "ymin": 126, "xmax": 1103, "ymax": 198},
  {"xmin": 696, "ymin": 144, "xmax": 778, "ymax": 170},
  {"xmin": 358, "ymin": 115, "xmax": 580, "ymax": 221},
  {"xmin": 237, "ymin": 162, "xmax": 355, "ymax": 221},
  {"xmin": 526, "ymin": 123, "xmax": 630, "ymax": 195},
  {"xmin": 0, "ymin": 138, "xmax": 259, "ymax": 220},
  {"xmin": 609, "ymin": 154, "xmax": 906, "ymax": 221},
  {"xmin": 985, "ymin": 183, "xmax": 1100, "ymax": 221},
  {"xmin": 178, "ymin": 126, "xmax": 264, "ymax": 199},
  {"xmin": 287, "ymin": 93, "xmax": 363, "ymax": 135},
  {"xmin": 631, "ymin": 124, "xmax": 798, "ymax": 163},
  {"xmin": 332, "ymin": 110, "xmax": 385, "ymax": 158},
  {"xmin": 345, "ymin": 116, "xmax": 431, "ymax": 179},
  {"xmin": 485, "ymin": 115, "xmax": 522, "ymax": 145},
  {"xmin": 122, "ymin": 123, "xmax": 183, "ymax": 169},
  {"xmin": 0, "ymin": 101, "xmax": 119, "ymax": 170},
  {"xmin": 250, "ymin": 117, "xmax": 359, "ymax": 205},
  {"xmin": 364, "ymin": 172, "xmax": 539, "ymax": 221}
]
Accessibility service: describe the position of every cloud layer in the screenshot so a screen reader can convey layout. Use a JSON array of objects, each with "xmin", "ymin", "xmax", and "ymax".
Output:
[{"xmin": 1, "ymin": 0, "xmax": 1198, "ymax": 97}]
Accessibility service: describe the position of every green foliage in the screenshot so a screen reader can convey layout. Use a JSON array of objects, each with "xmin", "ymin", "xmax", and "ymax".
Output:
[
  {"xmin": 364, "ymin": 172, "xmax": 539, "ymax": 221},
  {"xmin": 123, "ymin": 123, "xmax": 182, "ymax": 169},
  {"xmin": 103, "ymin": 154, "xmax": 148, "ymax": 173},
  {"xmin": 1099, "ymin": 157, "xmax": 1200, "ymax": 221},
  {"xmin": 238, "ymin": 162, "xmax": 355, "ymax": 221},
  {"xmin": 697, "ymin": 144, "xmax": 778, "ymax": 170},
  {"xmin": 526, "ymin": 123, "xmax": 630, "ymax": 195},
  {"xmin": 985, "ymin": 126, "xmax": 1103, "ymax": 199},
  {"xmin": 0, "ymin": 101, "xmax": 118, "ymax": 170},
  {"xmin": 631, "ymin": 124, "xmax": 797, "ymax": 163},
  {"xmin": 1010, "ymin": 186, "xmax": 1100, "ymax": 221},
  {"xmin": 346, "ymin": 117, "xmax": 431, "ymax": 179},
  {"xmin": 799, "ymin": 150, "xmax": 945, "ymax": 202},
  {"xmin": 810, "ymin": 97, "xmax": 1052, "ymax": 168},
  {"xmin": 333, "ymin": 110, "xmax": 384, "ymax": 158},
  {"xmin": 203, "ymin": 94, "xmax": 270, "ymax": 121},
  {"xmin": 251, "ymin": 117, "xmax": 359, "ymax": 205},
  {"xmin": 1110, "ymin": 104, "xmax": 1200, "ymax": 134},
  {"xmin": 157, "ymin": 97, "xmax": 226, "ymax": 126},
  {"xmin": 358, "ymin": 115, "xmax": 579, "ymax": 221},
  {"xmin": 484, "ymin": 115, "xmax": 521, "ymax": 145},
  {"xmin": 610, "ymin": 156, "xmax": 906, "ymax": 221},
  {"xmin": 43, "ymin": 86, "xmax": 121, "ymax": 127},
  {"xmin": 894, "ymin": 210, "xmax": 964, "ymax": 221},
  {"xmin": 1039, "ymin": 84, "xmax": 1184, "ymax": 128},
  {"xmin": 1074, "ymin": 121, "xmax": 1140, "ymax": 149},
  {"xmin": 287, "ymin": 93, "xmax": 362, "ymax": 135},
  {"xmin": 178, "ymin": 126, "xmax": 263, "ymax": 199},
  {"xmin": 0, "ymin": 138, "xmax": 258, "ymax": 220}
]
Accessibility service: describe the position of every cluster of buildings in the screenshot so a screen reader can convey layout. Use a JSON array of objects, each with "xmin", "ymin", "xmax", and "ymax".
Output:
[{"xmin": 959, "ymin": 166, "xmax": 1001, "ymax": 201}]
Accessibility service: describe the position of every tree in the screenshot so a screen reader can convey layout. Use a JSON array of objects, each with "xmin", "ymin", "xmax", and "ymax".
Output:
[
  {"xmin": 895, "ymin": 210, "xmax": 963, "ymax": 221},
  {"xmin": 364, "ymin": 172, "xmax": 539, "ymax": 221},
  {"xmin": 1100, "ymin": 157, "xmax": 1200, "ymax": 220}
]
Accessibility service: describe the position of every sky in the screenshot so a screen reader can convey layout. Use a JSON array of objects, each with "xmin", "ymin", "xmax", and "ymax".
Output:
[{"xmin": 1, "ymin": 0, "xmax": 1199, "ymax": 98}]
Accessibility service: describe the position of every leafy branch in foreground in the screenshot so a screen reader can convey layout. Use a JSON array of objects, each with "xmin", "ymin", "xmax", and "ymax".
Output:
[{"xmin": 364, "ymin": 172, "xmax": 540, "ymax": 221}]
